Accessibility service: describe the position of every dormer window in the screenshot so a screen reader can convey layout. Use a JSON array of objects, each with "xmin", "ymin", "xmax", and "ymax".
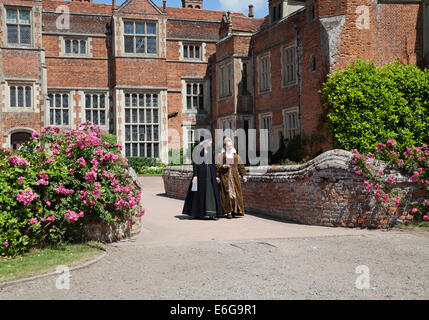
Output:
[
  {"xmin": 308, "ymin": 1, "xmax": 316, "ymax": 21},
  {"xmin": 270, "ymin": 2, "xmax": 282, "ymax": 23}
]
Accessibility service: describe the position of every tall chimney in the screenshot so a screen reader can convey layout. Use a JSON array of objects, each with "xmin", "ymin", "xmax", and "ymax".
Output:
[
  {"xmin": 248, "ymin": 4, "xmax": 254, "ymax": 17},
  {"xmin": 163, "ymin": 0, "xmax": 167, "ymax": 12}
]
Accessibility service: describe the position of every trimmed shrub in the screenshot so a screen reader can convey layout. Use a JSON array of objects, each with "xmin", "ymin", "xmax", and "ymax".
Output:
[
  {"xmin": 127, "ymin": 157, "xmax": 165, "ymax": 175},
  {"xmin": 321, "ymin": 59, "xmax": 429, "ymax": 153},
  {"xmin": 168, "ymin": 148, "xmax": 185, "ymax": 166},
  {"xmin": 101, "ymin": 134, "xmax": 117, "ymax": 146},
  {"xmin": 271, "ymin": 134, "xmax": 307, "ymax": 164}
]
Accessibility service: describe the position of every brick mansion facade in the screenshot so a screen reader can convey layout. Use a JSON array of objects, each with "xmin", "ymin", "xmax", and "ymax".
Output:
[{"xmin": 0, "ymin": 0, "xmax": 427, "ymax": 163}]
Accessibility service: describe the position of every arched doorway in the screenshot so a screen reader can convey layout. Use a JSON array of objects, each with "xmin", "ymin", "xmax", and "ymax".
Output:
[{"xmin": 11, "ymin": 132, "xmax": 31, "ymax": 150}]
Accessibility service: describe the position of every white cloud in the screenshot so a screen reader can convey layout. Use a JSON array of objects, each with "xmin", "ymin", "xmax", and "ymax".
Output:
[{"xmin": 218, "ymin": 0, "xmax": 267, "ymax": 16}]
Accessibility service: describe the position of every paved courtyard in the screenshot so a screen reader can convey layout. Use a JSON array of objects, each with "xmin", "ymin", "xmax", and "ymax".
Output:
[{"xmin": 0, "ymin": 177, "xmax": 428, "ymax": 299}]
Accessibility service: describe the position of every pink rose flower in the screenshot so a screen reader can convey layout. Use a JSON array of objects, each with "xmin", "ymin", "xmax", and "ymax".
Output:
[
  {"xmin": 17, "ymin": 188, "xmax": 38, "ymax": 206},
  {"xmin": 36, "ymin": 179, "xmax": 48, "ymax": 186},
  {"xmin": 31, "ymin": 131, "xmax": 40, "ymax": 139},
  {"xmin": 411, "ymin": 208, "xmax": 418, "ymax": 214},
  {"xmin": 395, "ymin": 197, "xmax": 401, "ymax": 206},
  {"xmin": 77, "ymin": 157, "xmax": 86, "ymax": 167},
  {"xmin": 138, "ymin": 208, "xmax": 146, "ymax": 217},
  {"xmin": 3, "ymin": 241, "xmax": 9, "ymax": 247},
  {"xmin": 38, "ymin": 173, "xmax": 49, "ymax": 180}
]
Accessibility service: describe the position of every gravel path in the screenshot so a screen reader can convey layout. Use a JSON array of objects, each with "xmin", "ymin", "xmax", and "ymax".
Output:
[{"xmin": 1, "ymin": 177, "xmax": 428, "ymax": 299}]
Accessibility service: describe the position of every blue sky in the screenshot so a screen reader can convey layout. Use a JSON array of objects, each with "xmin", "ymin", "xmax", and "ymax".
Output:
[{"xmin": 94, "ymin": 0, "xmax": 269, "ymax": 18}]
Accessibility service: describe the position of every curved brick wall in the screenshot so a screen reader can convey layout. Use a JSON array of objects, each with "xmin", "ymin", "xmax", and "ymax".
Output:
[
  {"xmin": 78, "ymin": 167, "xmax": 143, "ymax": 242},
  {"xmin": 162, "ymin": 149, "xmax": 425, "ymax": 229}
]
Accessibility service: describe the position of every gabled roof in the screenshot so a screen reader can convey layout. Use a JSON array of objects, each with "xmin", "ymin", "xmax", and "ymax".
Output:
[{"xmin": 118, "ymin": 0, "xmax": 163, "ymax": 14}]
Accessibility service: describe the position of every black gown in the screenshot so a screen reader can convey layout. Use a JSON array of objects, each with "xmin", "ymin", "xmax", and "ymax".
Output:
[{"xmin": 182, "ymin": 149, "xmax": 223, "ymax": 218}]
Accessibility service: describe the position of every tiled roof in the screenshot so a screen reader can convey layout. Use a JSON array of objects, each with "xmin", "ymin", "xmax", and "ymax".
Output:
[
  {"xmin": 230, "ymin": 16, "xmax": 264, "ymax": 33},
  {"xmin": 43, "ymin": 0, "xmax": 114, "ymax": 14},
  {"xmin": 162, "ymin": 6, "xmax": 247, "ymax": 21},
  {"xmin": 42, "ymin": 0, "xmax": 263, "ymax": 32}
]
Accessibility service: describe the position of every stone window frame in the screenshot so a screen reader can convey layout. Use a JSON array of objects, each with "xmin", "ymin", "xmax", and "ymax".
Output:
[
  {"xmin": 310, "ymin": 53, "xmax": 317, "ymax": 73},
  {"xmin": 179, "ymin": 41, "xmax": 206, "ymax": 62},
  {"xmin": 258, "ymin": 53, "xmax": 271, "ymax": 94},
  {"xmin": 123, "ymin": 91, "xmax": 161, "ymax": 159},
  {"xmin": 184, "ymin": 81, "xmax": 204, "ymax": 112},
  {"xmin": 240, "ymin": 59, "xmax": 251, "ymax": 96},
  {"xmin": 182, "ymin": 125, "xmax": 210, "ymax": 164},
  {"xmin": 281, "ymin": 43, "xmax": 297, "ymax": 88},
  {"xmin": 3, "ymin": 5, "xmax": 33, "ymax": 48},
  {"xmin": 218, "ymin": 115, "xmax": 236, "ymax": 132},
  {"xmin": 182, "ymin": 124, "xmax": 195, "ymax": 163},
  {"xmin": 121, "ymin": 19, "xmax": 159, "ymax": 57},
  {"xmin": 84, "ymin": 92, "xmax": 109, "ymax": 129},
  {"xmin": 308, "ymin": 0, "xmax": 316, "ymax": 22},
  {"xmin": 60, "ymin": 36, "xmax": 93, "ymax": 57},
  {"xmin": 6, "ymin": 81, "xmax": 36, "ymax": 112},
  {"xmin": 270, "ymin": 0, "xmax": 283, "ymax": 24},
  {"xmin": 47, "ymin": 91, "xmax": 71, "ymax": 128},
  {"xmin": 273, "ymin": 124, "xmax": 285, "ymax": 152},
  {"xmin": 217, "ymin": 62, "xmax": 233, "ymax": 100},
  {"xmin": 283, "ymin": 106, "xmax": 300, "ymax": 141},
  {"xmin": 241, "ymin": 115, "xmax": 254, "ymax": 130},
  {"xmin": 181, "ymin": 77, "xmax": 209, "ymax": 114},
  {"xmin": 258, "ymin": 112, "xmax": 273, "ymax": 151}
]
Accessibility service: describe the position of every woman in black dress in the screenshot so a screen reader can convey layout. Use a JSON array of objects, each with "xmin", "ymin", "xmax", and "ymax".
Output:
[{"xmin": 182, "ymin": 137, "xmax": 223, "ymax": 220}]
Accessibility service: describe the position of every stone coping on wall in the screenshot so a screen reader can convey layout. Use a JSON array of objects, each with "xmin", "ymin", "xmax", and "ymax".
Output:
[{"xmin": 162, "ymin": 149, "xmax": 423, "ymax": 229}]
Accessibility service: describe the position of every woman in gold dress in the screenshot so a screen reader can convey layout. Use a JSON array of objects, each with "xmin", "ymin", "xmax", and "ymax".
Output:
[{"xmin": 216, "ymin": 138, "xmax": 247, "ymax": 219}]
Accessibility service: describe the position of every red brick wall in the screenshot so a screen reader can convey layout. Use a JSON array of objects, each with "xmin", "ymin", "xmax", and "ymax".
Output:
[
  {"xmin": 324, "ymin": 1, "xmax": 424, "ymax": 72},
  {"xmin": 162, "ymin": 150, "xmax": 424, "ymax": 229}
]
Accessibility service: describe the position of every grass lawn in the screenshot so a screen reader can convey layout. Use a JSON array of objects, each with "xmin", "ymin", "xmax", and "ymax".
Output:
[
  {"xmin": 0, "ymin": 242, "xmax": 105, "ymax": 283},
  {"xmin": 395, "ymin": 221, "xmax": 429, "ymax": 232}
]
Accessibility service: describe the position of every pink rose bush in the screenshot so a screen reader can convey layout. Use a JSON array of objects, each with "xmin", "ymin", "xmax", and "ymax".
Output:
[
  {"xmin": 351, "ymin": 140, "xmax": 428, "ymax": 223},
  {"xmin": 0, "ymin": 122, "xmax": 143, "ymax": 256}
]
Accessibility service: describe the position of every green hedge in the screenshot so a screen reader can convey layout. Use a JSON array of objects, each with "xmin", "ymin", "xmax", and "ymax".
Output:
[
  {"xmin": 321, "ymin": 59, "xmax": 429, "ymax": 153},
  {"xmin": 127, "ymin": 157, "xmax": 165, "ymax": 175},
  {"xmin": 101, "ymin": 134, "xmax": 117, "ymax": 146}
]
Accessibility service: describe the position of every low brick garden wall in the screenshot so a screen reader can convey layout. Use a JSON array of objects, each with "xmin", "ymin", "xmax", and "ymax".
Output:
[
  {"xmin": 82, "ymin": 214, "xmax": 142, "ymax": 243},
  {"xmin": 162, "ymin": 149, "xmax": 425, "ymax": 229},
  {"xmin": 82, "ymin": 167, "xmax": 143, "ymax": 242}
]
